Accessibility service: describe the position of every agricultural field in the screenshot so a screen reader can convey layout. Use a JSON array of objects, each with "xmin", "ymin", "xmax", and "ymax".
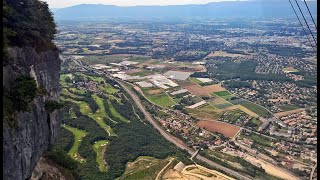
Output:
[
  {"xmin": 147, "ymin": 93, "xmax": 176, "ymax": 108},
  {"xmin": 93, "ymin": 140, "xmax": 109, "ymax": 172},
  {"xmin": 240, "ymin": 101, "xmax": 271, "ymax": 118},
  {"xmin": 119, "ymin": 156, "xmax": 171, "ymax": 180},
  {"xmin": 187, "ymin": 104, "xmax": 221, "ymax": 120},
  {"xmin": 213, "ymin": 91, "xmax": 232, "ymax": 97},
  {"xmin": 197, "ymin": 120, "xmax": 240, "ymax": 138},
  {"xmin": 179, "ymin": 81, "xmax": 211, "ymax": 97},
  {"xmin": 62, "ymin": 124, "xmax": 88, "ymax": 162},
  {"xmin": 203, "ymin": 84, "xmax": 226, "ymax": 93}
]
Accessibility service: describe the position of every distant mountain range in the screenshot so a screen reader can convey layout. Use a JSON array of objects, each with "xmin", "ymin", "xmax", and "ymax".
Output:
[{"xmin": 53, "ymin": 1, "xmax": 317, "ymax": 21}]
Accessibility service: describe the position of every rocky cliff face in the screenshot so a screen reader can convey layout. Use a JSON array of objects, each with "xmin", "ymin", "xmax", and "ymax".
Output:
[{"xmin": 3, "ymin": 47, "xmax": 62, "ymax": 180}]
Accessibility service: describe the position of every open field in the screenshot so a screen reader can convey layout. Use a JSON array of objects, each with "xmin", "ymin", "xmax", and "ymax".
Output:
[
  {"xmin": 282, "ymin": 67, "xmax": 299, "ymax": 73},
  {"xmin": 277, "ymin": 104, "xmax": 301, "ymax": 111},
  {"xmin": 203, "ymin": 84, "xmax": 226, "ymax": 93},
  {"xmin": 62, "ymin": 124, "xmax": 88, "ymax": 162},
  {"xmin": 274, "ymin": 108, "xmax": 305, "ymax": 118},
  {"xmin": 239, "ymin": 101, "xmax": 271, "ymax": 117},
  {"xmin": 197, "ymin": 120, "xmax": 240, "ymax": 138},
  {"xmin": 147, "ymin": 93, "xmax": 176, "ymax": 108},
  {"xmin": 187, "ymin": 103, "xmax": 220, "ymax": 118},
  {"xmin": 214, "ymin": 103, "xmax": 234, "ymax": 109},
  {"xmin": 179, "ymin": 82, "xmax": 211, "ymax": 97},
  {"xmin": 213, "ymin": 91, "xmax": 232, "ymax": 97},
  {"xmin": 208, "ymin": 97, "xmax": 229, "ymax": 105},
  {"xmin": 119, "ymin": 156, "xmax": 170, "ymax": 180},
  {"xmin": 93, "ymin": 140, "xmax": 109, "ymax": 172},
  {"xmin": 147, "ymin": 89, "xmax": 164, "ymax": 95},
  {"xmin": 206, "ymin": 51, "xmax": 250, "ymax": 58},
  {"xmin": 235, "ymin": 105, "xmax": 260, "ymax": 118}
]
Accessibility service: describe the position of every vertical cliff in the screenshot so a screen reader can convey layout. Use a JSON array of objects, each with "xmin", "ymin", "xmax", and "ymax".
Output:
[{"xmin": 3, "ymin": 47, "xmax": 62, "ymax": 180}]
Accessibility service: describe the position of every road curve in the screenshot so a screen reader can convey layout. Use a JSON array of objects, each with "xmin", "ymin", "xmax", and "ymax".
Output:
[{"xmin": 114, "ymin": 78, "xmax": 252, "ymax": 180}]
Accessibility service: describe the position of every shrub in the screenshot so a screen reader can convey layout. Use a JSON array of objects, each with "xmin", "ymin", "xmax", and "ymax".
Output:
[
  {"xmin": 8, "ymin": 76, "xmax": 38, "ymax": 111},
  {"xmin": 45, "ymin": 100, "xmax": 64, "ymax": 113}
]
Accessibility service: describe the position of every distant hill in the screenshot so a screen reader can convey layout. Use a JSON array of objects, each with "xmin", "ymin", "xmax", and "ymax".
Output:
[{"xmin": 54, "ymin": 1, "xmax": 317, "ymax": 21}]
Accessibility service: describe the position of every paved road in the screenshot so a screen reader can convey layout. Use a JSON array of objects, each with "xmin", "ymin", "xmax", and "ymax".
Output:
[{"xmin": 114, "ymin": 78, "xmax": 252, "ymax": 180}]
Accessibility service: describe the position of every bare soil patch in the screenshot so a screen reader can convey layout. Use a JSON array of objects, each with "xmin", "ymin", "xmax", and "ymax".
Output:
[
  {"xmin": 203, "ymin": 84, "xmax": 226, "ymax": 93},
  {"xmin": 197, "ymin": 120, "xmax": 240, "ymax": 138}
]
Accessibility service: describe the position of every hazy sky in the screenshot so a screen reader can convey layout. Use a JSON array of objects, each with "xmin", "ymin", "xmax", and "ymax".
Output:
[{"xmin": 43, "ymin": 0, "xmax": 248, "ymax": 8}]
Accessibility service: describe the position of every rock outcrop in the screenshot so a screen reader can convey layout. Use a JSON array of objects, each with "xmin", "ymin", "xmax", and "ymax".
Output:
[{"xmin": 3, "ymin": 47, "xmax": 62, "ymax": 180}]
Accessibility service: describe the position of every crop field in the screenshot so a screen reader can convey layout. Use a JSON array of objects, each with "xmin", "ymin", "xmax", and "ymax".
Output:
[
  {"xmin": 124, "ymin": 68, "xmax": 143, "ymax": 74},
  {"xmin": 213, "ymin": 91, "xmax": 232, "ymax": 97},
  {"xmin": 208, "ymin": 97, "xmax": 229, "ymax": 105},
  {"xmin": 214, "ymin": 103, "xmax": 234, "ymax": 109},
  {"xmin": 93, "ymin": 140, "xmax": 109, "ymax": 172},
  {"xmin": 130, "ymin": 70, "xmax": 155, "ymax": 77},
  {"xmin": 197, "ymin": 120, "xmax": 240, "ymax": 138},
  {"xmin": 203, "ymin": 84, "xmax": 226, "ymax": 93},
  {"xmin": 227, "ymin": 98, "xmax": 247, "ymax": 105},
  {"xmin": 187, "ymin": 104, "xmax": 221, "ymax": 121},
  {"xmin": 179, "ymin": 82, "xmax": 211, "ymax": 97},
  {"xmin": 63, "ymin": 124, "xmax": 88, "ymax": 162},
  {"xmin": 119, "ymin": 156, "xmax": 170, "ymax": 180},
  {"xmin": 147, "ymin": 93, "xmax": 176, "ymax": 108},
  {"xmin": 190, "ymin": 77, "xmax": 203, "ymax": 85},
  {"xmin": 206, "ymin": 51, "xmax": 250, "ymax": 58},
  {"xmin": 240, "ymin": 102, "xmax": 271, "ymax": 117}
]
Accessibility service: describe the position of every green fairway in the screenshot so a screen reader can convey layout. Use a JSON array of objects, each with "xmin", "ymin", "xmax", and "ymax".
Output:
[
  {"xmin": 62, "ymin": 124, "xmax": 88, "ymax": 163},
  {"xmin": 60, "ymin": 74, "xmax": 74, "ymax": 87},
  {"xmin": 213, "ymin": 91, "xmax": 232, "ymax": 97},
  {"xmin": 91, "ymin": 94, "xmax": 117, "ymax": 136},
  {"xmin": 61, "ymin": 88, "xmax": 84, "ymax": 99},
  {"xmin": 93, "ymin": 140, "xmax": 109, "ymax": 172},
  {"xmin": 107, "ymin": 100, "xmax": 129, "ymax": 123},
  {"xmin": 147, "ymin": 93, "xmax": 176, "ymax": 108},
  {"xmin": 61, "ymin": 96, "xmax": 116, "ymax": 136},
  {"xmin": 103, "ymin": 83, "xmax": 119, "ymax": 94},
  {"xmin": 69, "ymin": 87, "xmax": 86, "ymax": 95}
]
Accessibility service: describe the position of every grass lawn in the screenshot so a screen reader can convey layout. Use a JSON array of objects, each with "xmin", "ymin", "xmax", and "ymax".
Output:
[
  {"xmin": 62, "ymin": 124, "xmax": 88, "ymax": 163},
  {"xmin": 147, "ymin": 93, "xmax": 176, "ymax": 108},
  {"xmin": 241, "ymin": 101, "xmax": 271, "ymax": 117},
  {"xmin": 107, "ymin": 100, "xmax": 129, "ymax": 123},
  {"xmin": 277, "ymin": 104, "xmax": 301, "ymax": 111},
  {"xmin": 213, "ymin": 91, "xmax": 232, "ymax": 97},
  {"xmin": 93, "ymin": 140, "xmax": 109, "ymax": 172}
]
